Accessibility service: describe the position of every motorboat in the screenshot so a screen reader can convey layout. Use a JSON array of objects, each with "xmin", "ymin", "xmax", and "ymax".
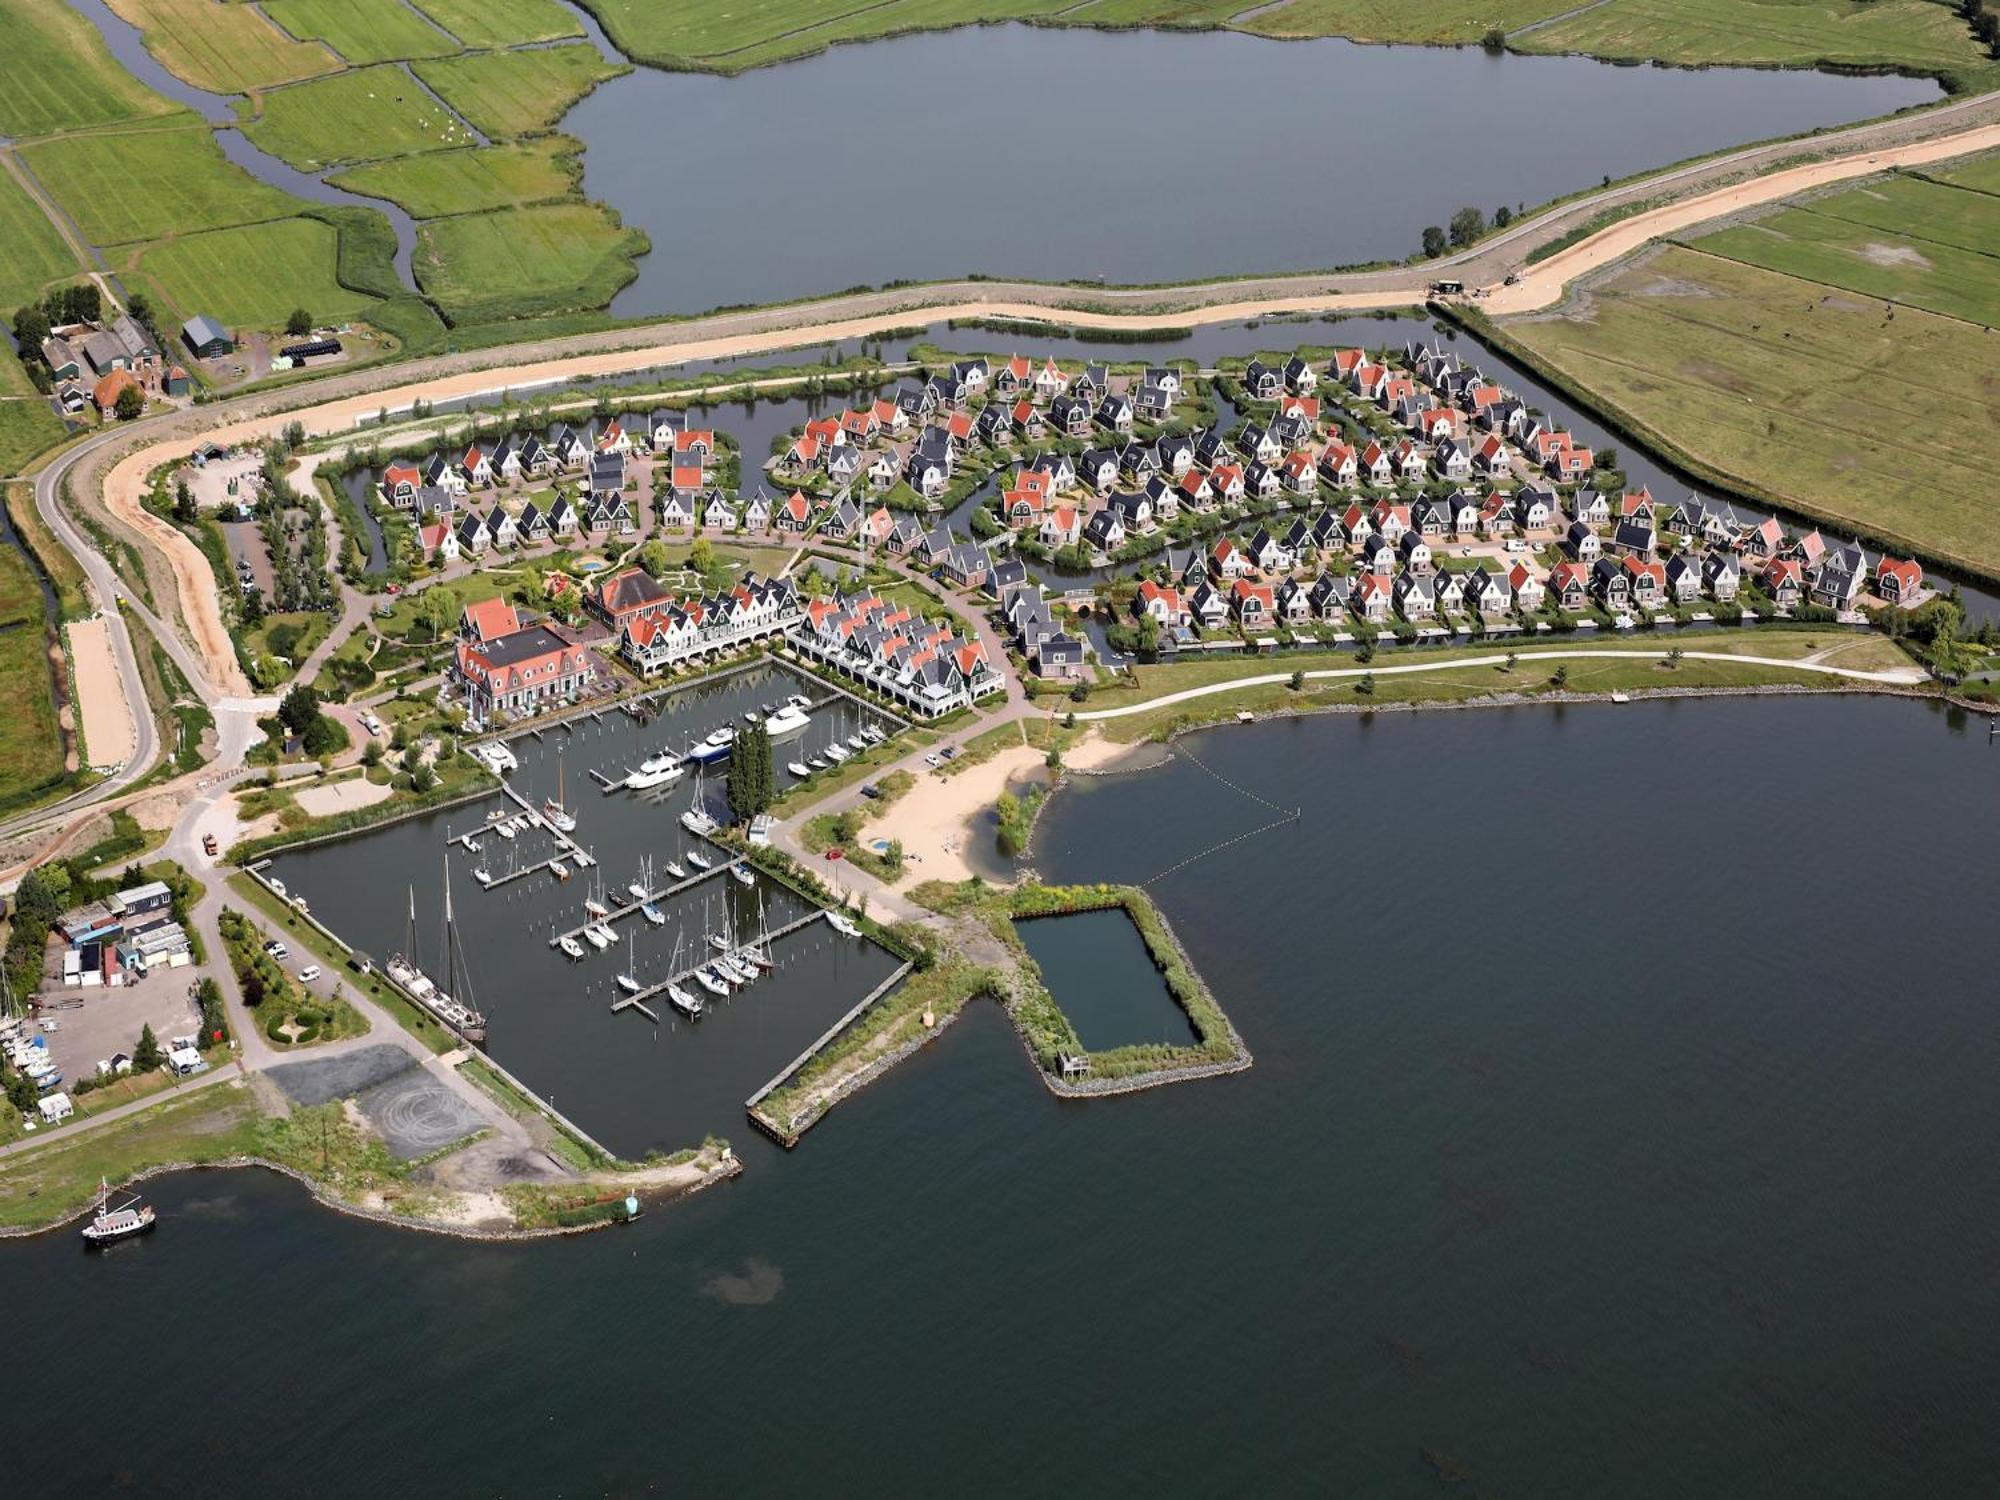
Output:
[
  {"xmin": 787, "ymin": 760, "xmax": 812, "ymax": 779},
  {"xmin": 730, "ymin": 864, "xmax": 755, "ymax": 888},
  {"xmin": 686, "ymin": 848, "xmax": 713, "ymax": 871},
  {"xmin": 641, "ymin": 902, "xmax": 666, "ymax": 926},
  {"xmin": 786, "ymin": 693, "xmax": 811, "ymax": 710},
  {"xmin": 825, "ymin": 910, "xmax": 861, "ymax": 937},
  {"xmin": 687, "ymin": 727, "xmax": 735, "ymax": 765},
  {"xmin": 558, "ymin": 935, "xmax": 585, "ymax": 959},
  {"xmin": 81, "ymin": 1179, "xmax": 156, "ymax": 1247},
  {"xmin": 572, "ymin": 850, "xmax": 594, "ymax": 868},
  {"xmin": 623, "ymin": 753, "xmax": 684, "ymax": 791},
  {"xmin": 464, "ymin": 835, "xmax": 481, "ymax": 853},
  {"xmin": 494, "ymin": 820, "xmax": 516, "ymax": 840},
  {"xmin": 667, "ymin": 983, "xmax": 702, "ymax": 1018},
  {"xmin": 762, "ymin": 702, "xmax": 811, "ymax": 738},
  {"xmin": 487, "ymin": 808, "xmax": 509, "ymax": 824}
]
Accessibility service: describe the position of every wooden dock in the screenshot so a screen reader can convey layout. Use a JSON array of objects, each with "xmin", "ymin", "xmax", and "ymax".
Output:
[
  {"xmin": 609, "ymin": 908, "xmax": 837, "ymax": 1019},
  {"xmin": 547, "ymin": 856, "xmax": 745, "ymax": 947}
]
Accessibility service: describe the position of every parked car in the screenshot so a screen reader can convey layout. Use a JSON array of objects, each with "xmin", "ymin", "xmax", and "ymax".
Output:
[
  {"xmin": 202, "ymin": 834, "xmax": 219, "ymax": 856},
  {"xmin": 264, "ymin": 940, "xmax": 288, "ymax": 959},
  {"xmin": 296, "ymin": 965, "xmax": 322, "ymax": 984},
  {"xmin": 858, "ymin": 783, "xmax": 882, "ymax": 800}
]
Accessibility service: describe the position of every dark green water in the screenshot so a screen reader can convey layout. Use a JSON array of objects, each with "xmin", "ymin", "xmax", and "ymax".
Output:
[
  {"xmin": 14, "ymin": 695, "xmax": 2000, "ymax": 1495},
  {"xmin": 1018, "ymin": 907, "xmax": 1195, "ymax": 1051}
]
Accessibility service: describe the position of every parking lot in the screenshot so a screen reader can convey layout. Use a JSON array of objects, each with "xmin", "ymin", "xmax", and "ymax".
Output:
[{"xmin": 37, "ymin": 965, "xmax": 212, "ymax": 1081}]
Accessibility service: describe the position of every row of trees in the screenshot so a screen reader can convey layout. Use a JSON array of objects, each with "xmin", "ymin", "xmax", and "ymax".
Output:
[{"xmin": 1419, "ymin": 205, "xmax": 1517, "ymax": 260}]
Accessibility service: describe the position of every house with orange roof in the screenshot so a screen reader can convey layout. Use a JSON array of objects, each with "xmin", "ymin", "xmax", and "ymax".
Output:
[{"xmin": 1875, "ymin": 556, "xmax": 1924, "ymax": 605}]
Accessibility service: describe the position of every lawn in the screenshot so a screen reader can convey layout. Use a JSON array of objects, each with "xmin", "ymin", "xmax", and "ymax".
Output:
[
  {"xmin": 414, "ymin": 202, "xmax": 646, "ymax": 322},
  {"xmin": 0, "ymin": 163, "xmax": 81, "ymax": 309},
  {"xmin": 1497, "ymin": 244, "xmax": 2000, "ymax": 576},
  {"xmin": 0, "ymin": 1082, "xmax": 268, "ymax": 1229},
  {"xmin": 1923, "ymin": 149, "xmax": 2000, "ymax": 198},
  {"xmin": 103, "ymin": 0, "xmax": 339, "ymax": 94},
  {"xmin": 0, "ymin": 349, "xmax": 66, "ymax": 477},
  {"xmin": 1516, "ymin": 0, "xmax": 2000, "ymax": 93},
  {"xmin": 0, "ymin": 530, "xmax": 64, "ymax": 808},
  {"xmin": 7, "ymin": 482, "xmax": 87, "ymax": 618},
  {"xmin": 243, "ymin": 64, "xmax": 476, "ymax": 170},
  {"xmin": 412, "ymin": 0, "xmax": 583, "ymax": 48},
  {"xmin": 577, "ymin": 0, "xmax": 1073, "ymax": 68},
  {"xmin": 262, "ymin": 0, "xmax": 459, "ymax": 63},
  {"xmin": 1689, "ymin": 183, "xmax": 2000, "ymax": 328},
  {"xmin": 135, "ymin": 217, "xmax": 380, "ymax": 329},
  {"xmin": 0, "ymin": 0, "xmax": 182, "ymax": 137},
  {"xmin": 413, "ymin": 44, "xmax": 625, "ymax": 138},
  {"xmin": 329, "ymin": 137, "xmax": 583, "ymax": 218},
  {"xmin": 20, "ymin": 124, "xmax": 299, "ymax": 245}
]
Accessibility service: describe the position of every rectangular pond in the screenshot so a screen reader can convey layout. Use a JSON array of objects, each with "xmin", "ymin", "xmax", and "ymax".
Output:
[
  {"xmin": 268, "ymin": 661, "xmax": 903, "ymax": 1157},
  {"xmin": 1016, "ymin": 907, "xmax": 1195, "ymax": 1053}
]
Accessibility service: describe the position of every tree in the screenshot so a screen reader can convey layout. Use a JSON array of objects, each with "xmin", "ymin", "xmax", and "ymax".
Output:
[
  {"xmin": 302, "ymin": 714, "xmax": 344, "ymax": 757},
  {"xmin": 1421, "ymin": 226, "xmax": 1447, "ymax": 258},
  {"xmin": 133, "ymin": 1023, "xmax": 163, "ymax": 1073},
  {"xmin": 638, "ymin": 538, "xmax": 672, "ymax": 577},
  {"xmin": 286, "ymin": 308, "xmax": 313, "ymax": 337},
  {"xmin": 13, "ymin": 303, "xmax": 49, "ymax": 350},
  {"xmin": 1666, "ymin": 646, "xmax": 1684, "ymax": 669},
  {"xmin": 114, "ymin": 383, "xmax": 144, "ymax": 421},
  {"xmin": 173, "ymin": 479, "xmax": 198, "ymax": 524},
  {"xmin": 1503, "ymin": 652, "xmax": 1518, "ymax": 673},
  {"xmin": 278, "ymin": 682, "xmax": 321, "ymax": 736},
  {"xmin": 726, "ymin": 720, "xmax": 773, "ymax": 822},
  {"xmin": 1551, "ymin": 664, "xmax": 1570, "ymax": 689},
  {"xmin": 1355, "ymin": 672, "xmax": 1376, "ymax": 696},
  {"xmin": 1494, "ymin": 205, "xmax": 1513, "ymax": 229},
  {"xmin": 1448, "ymin": 206, "xmax": 1488, "ymax": 249},
  {"xmin": 13, "ymin": 864, "xmax": 72, "ymax": 928},
  {"xmin": 127, "ymin": 291, "xmax": 153, "ymax": 327},
  {"xmin": 419, "ymin": 584, "xmax": 459, "ymax": 642},
  {"xmin": 1289, "ymin": 669, "xmax": 1305, "ymax": 691},
  {"xmin": 1481, "ymin": 25, "xmax": 1505, "ymax": 50}
]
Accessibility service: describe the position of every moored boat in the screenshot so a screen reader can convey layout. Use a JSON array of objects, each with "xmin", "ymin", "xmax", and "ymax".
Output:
[
  {"xmin": 81, "ymin": 1178, "xmax": 155, "ymax": 1247},
  {"xmin": 730, "ymin": 864, "xmax": 755, "ymax": 888},
  {"xmin": 825, "ymin": 910, "xmax": 861, "ymax": 937},
  {"xmin": 558, "ymin": 934, "xmax": 585, "ymax": 959},
  {"xmin": 762, "ymin": 702, "xmax": 811, "ymax": 738}
]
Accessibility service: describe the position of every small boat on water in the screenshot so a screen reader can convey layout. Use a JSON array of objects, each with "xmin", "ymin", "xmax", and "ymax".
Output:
[
  {"xmin": 486, "ymin": 808, "xmax": 509, "ymax": 824},
  {"xmin": 861, "ymin": 725, "xmax": 885, "ymax": 745},
  {"xmin": 641, "ymin": 902, "xmax": 666, "ymax": 926},
  {"xmin": 695, "ymin": 967, "xmax": 731, "ymax": 997},
  {"xmin": 681, "ymin": 808, "xmax": 718, "ymax": 836},
  {"xmin": 472, "ymin": 865, "xmax": 492, "ymax": 886},
  {"xmin": 494, "ymin": 820, "xmax": 516, "ymax": 840},
  {"xmin": 584, "ymin": 896, "xmax": 609, "ymax": 918},
  {"xmin": 550, "ymin": 860, "xmax": 571, "ymax": 881},
  {"xmin": 762, "ymin": 702, "xmax": 811, "ymax": 738},
  {"xmin": 825, "ymin": 910, "xmax": 861, "ymax": 938},
  {"xmin": 617, "ymin": 971, "xmax": 642, "ymax": 994},
  {"xmin": 626, "ymin": 875, "xmax": 650, "ymax": 902},
  {"xmin": 464, "ymin": 835, "xmax": 481, "ymax": 853},
  {"xmin": 730, "ymin": 864, "xmax": 755, "ymax": 888},
  {"xmin": 808, "ymin": 755, "xmax": 828, "ymax": 771},
  {"xmin": 786, "ymin": 693, "xmax": 811, "ymax": 710},
  {"xmin": 715, "ymin": 955, "xmax": 751, "ymax": 984},
  {"xmin": 545, "ymin": 754, "xmax": 578, "ymax": 832},
  {"xmin": 667, "ymin": 983, "xmax": 702, "ymax": 1018},
  {"xmin": 81, "ymin": 1178, "xmax": 155, "ymax": 1247},
  {"xmin": 787, "ymin": 760, "xmax": 812, "ymax": 779},
  {"xmin": 663, "ymin": 858, "xmax": 686, "ymax": 880},
  {"xmin": 616, "ymin": 934, "xmax": 642, "ymax": 994},
  {"xmin": 687, "ymin": 727, "xmax": 735, "ymax": 765},
  {"xmin": 583, "ymin": 924, "xmax": 612, "ymax": 951},
  {"xmin": 558, "ymin": 935, "xmax": 585, "ymax": 959},
  {"xmin": 825, "ymin": 742, "xmax": 852, "ymax": 764},
  {"xmin": 686, "ymin": 848, "xmax": 712, "ymax": 871},
  {"xmin": 847, "ymin": 731, "xmax": 867, "ymax": 750},
  {"xmin": 708, "ymin": 932, "xmax": 732, "ymax": 952}
]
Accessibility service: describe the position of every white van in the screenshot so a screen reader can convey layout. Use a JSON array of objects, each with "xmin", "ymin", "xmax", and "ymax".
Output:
[{"xmin": 297, "ymin": 965, "xmax": 322, "ymax": 984}]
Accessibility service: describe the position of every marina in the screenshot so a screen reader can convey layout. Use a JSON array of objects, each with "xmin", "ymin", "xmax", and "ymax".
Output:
[
  {"xmin": 264, "ymin": 660, "xmax": 908, "ymax": 1154},
  {"xmin": 610, "ymin": 908, "xmax": 851, "ymax": 1024}
]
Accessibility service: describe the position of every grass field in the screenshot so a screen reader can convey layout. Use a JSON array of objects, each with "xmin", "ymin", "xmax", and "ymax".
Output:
[
  {"xmin": 1517, "ymin": 0, "xmax": 1999, "ymax": 93},
  {"xmin": 262, "ymin": 0, "xmax": 459, "ymax": 63},
  {"xmin": 20, "ymin": 124, "xmax": 299, "ymax": 245},
  {"xmin": 0, "ymin": 349, "xmax": 66, "ymax": 478},
  {"xmin": 244, "ymin": 64, "xmax": 476, "ymax": 169},
  {"xmin": 0, "ymin": 530, "xmax": 64, "ymax": 807},
  {"xmin": 135, "ymin": 217, "xmax": 381, "ymax": 329},
  {"xmin": 328, "ymin": 136, "xmax": 582, "ymax": 217},
  {"xmin": 414, "ymin": 202, "xmax": 646, "ymax": 321},
  {"xmin": 1500, "ymin": 244, "xmax": 2000, "ymax": 576},
  {"xmin": 0, "ymin": 0, "xmax": 182, "ymax": 138},
  {"xmin": 104, "ymin": 0, "xmax": 339, "ymax": 94},
  {"xmin": 0, "ymin": 1082, "xmax": 268, "ymax": 1227},
  {"xmin": 0, "ymin": 161, "xmax": 82, "ymax": 309},
  {"xmin": 413, "ymin": 44, "xmax": 624, "ymax": 139},
  {"xmin": 1923, "ymin": 148, "xmax": 2000, "ymax": 197},
  {"xmin": 6, "ymin": 482, "xmax": 87, "ymax": 618},
  {"xmin": 1245, "ymin": 0, "xmax": 1564, "ymax": 44},
  {"xmin": 412, "ymin": 0, "xmax": 583, "ymax": 47},
  {"xmin": 577, "ymin": 0, "xmax": 1072, "ymax": 68},
  {"xmin": 1688, "ymin": 176, "xmax": 2000, "ymax": 327}
]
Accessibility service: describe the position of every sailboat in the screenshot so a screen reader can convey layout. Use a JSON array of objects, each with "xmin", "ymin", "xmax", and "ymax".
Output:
[
  {"xmin": 825, "ymin": 908, "xmax": 861, "ymax": 938},
  {"xmin": 641, "ymin": 901, "xmax": 666, "ymax": 926},
  {"xmin": 685, "ymin": 846, "xmax": 712, "ymax": 871},
  {"xmin": 616, "ymin": 932, "xmax": 642, "ymax": 995},
  {"xmin": 680, "ymin": 763, "xmax": 719, "ymax": 836},
  {"xmin": 730, "ymin": 862, "xmax": 754, "ymax": 888},
  {"xmin": 544, "ymin": 752, "xmax": 577, "ymax": 832},
  {"xmin": 398, "ymin": 857, "xmax": 489, "ymax": 1042},
  {"xmin": 665, "ymin": 933, "xmax": 702, "ymax": 1017},
  {"xmin": 558, "ymin": 933, "xmax": 585, "ymax": 959},
  {"xmin": 627, "ymin": 858, "xmax": 652, "ymax": 903},
  {"xmin": 663, "ymin": 847, "xmax": 687, "ymax": 880},
  {"xmin": 583, "ymin": 867, "xmax": 609, "ymax": 919}
]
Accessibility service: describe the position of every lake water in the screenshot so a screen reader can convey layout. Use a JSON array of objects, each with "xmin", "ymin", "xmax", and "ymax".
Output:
[
  {"xmin": 268, "ymin": 661, "xmax": 902, "ymax": 1155},
  {"xmin": 574, "ymin": 25, "xmax": 1936, "ymax": 316},
  {"xmin": 14, "ymin": 694, "xmax": 2000, "ymax": 1495},
  {"xmin": 1017, "ymin": 907, "xmax": 1194, "ymax": 1050}
]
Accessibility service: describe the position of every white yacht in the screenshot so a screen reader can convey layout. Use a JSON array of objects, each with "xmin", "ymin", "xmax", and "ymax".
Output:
[
  {"xmin": 558, "ymin": 935, "xmax": 584, "ymax": 959},
  {"xmin": 685, "ymin": 847, "xmax": 712, "ymax": 871},
  {"xmin": 762, "ymin": 702, "xmax": 811, "ymax": 738},
  {"xmin": 624, "ymin": 752, "xmax": 684, "ymax": 791},
  {"xmin": 787, "ymin": 760, "xmax": 812, "ymax": 779},
  {"xmin": 824, "ymin": 910, "xmax": 861, "ymax": 937},
  {"xmin": 667, "ymin": 982, "xmax": 702, "ymax": 1018},
  {"xmin": 582, "ymin": 924, "xmax": 612, "ymax": 951}
]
